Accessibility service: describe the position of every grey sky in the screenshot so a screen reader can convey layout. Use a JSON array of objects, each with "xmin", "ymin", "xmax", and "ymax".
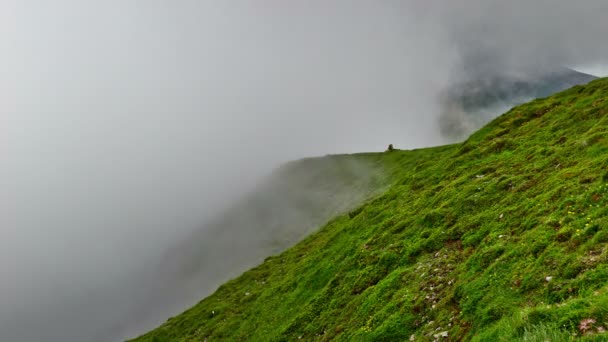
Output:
[{"xmin": 1, "ymin": 1, "xmax": 607, "ymax": 341}]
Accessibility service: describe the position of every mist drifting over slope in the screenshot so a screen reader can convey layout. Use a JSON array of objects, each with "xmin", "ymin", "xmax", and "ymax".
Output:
[{"xmin": 1, "ymin": 1, "xmax": 607, "ymax": 341}]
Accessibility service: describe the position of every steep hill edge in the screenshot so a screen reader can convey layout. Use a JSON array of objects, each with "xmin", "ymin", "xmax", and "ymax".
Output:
[{"xmin": 121, "ymin": 152, "xmax": 407, "ymax": 338}]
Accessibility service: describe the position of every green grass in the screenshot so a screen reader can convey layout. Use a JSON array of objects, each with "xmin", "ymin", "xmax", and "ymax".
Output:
[{"xmin": 133, "ymin": 78, "xmax": 608, "ymax": 341}]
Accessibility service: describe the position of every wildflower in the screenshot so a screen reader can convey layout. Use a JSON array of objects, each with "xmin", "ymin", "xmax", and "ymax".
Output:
[{"xmin": 579, "ymin": 318, "xmax": 597, "ymax": 334}]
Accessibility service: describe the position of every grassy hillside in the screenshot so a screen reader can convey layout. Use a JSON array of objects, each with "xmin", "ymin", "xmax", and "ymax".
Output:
[
  {"xmin": 133, "ymin": 78, "xmax": 608, "ymax": 341},
  {"xmin": 127, "ymin": 151, "xmax": 402, "ymax": 338}
]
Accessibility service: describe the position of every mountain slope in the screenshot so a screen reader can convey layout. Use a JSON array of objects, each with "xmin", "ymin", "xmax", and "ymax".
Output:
[{"xmin": 134, "ymin": 78, "xmax": 608, "ymax": 341}]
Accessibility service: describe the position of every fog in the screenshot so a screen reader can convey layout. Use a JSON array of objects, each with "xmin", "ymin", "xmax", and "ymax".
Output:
[{"xmin": 1, "ymin": 1, "xmax": 607, "ymax": 341}]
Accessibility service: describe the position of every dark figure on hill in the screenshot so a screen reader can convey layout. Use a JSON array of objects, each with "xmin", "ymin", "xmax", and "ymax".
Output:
[{"xmin": 387, "ymin": 144, "xmax": 394, "ymax": 152}]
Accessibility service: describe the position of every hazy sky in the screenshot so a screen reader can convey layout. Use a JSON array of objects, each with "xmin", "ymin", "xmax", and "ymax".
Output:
[
  {"xmin": 577, "ymin": 64, "xmax": 608, "ymax": 77},
  {"xmin": 1, "ymin": 1, "xmax": 607, "ymax": 341}
]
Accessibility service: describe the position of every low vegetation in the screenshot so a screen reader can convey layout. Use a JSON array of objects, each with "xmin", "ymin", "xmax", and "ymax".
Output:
[{"xmin": 133, "ymin": 78, "xmax": 608, "ymax": 341}]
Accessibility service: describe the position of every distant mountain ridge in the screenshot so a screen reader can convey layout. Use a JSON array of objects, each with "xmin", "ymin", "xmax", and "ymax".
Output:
[{"xmin": 439, "ymin": 67, "xmax": 597, "ymax": 139}]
